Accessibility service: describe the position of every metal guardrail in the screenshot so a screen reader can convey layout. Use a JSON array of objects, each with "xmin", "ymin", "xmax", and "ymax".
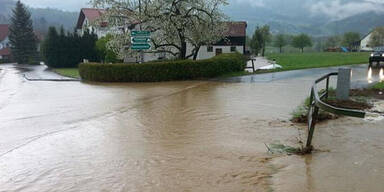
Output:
[{"xmin": 305, "ymin": 72, "xmax": 366, "ymax": 150}]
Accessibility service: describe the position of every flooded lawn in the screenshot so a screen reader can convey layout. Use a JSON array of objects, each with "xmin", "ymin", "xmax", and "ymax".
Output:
[{"xmin": 0, "ymin": 64, "xmax": 383, "ymax": 191}]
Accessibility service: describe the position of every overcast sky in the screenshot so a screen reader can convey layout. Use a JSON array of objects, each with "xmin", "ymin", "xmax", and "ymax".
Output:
[
  {"xmin": 21, "ymin": 0, "xmax": 90, "ymax": 11},
  {"xmin": 20, "ymin": 0, "xmax": 384, "ymax": 20}
]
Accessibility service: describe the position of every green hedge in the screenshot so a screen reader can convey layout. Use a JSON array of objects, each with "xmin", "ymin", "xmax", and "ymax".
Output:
[{"xmin": 79, "ymin": 53, "xmax": 246, "ymax": 82}]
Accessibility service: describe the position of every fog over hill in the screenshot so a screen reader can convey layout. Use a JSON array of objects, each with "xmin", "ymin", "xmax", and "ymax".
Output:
[
  {"xmin": 226, "ymin": 0, "xmax": 384, "ymax": 36},
  {"xmin": 1, "ymin": 0, "xmax": 384, "ymax": 36},
  {"xmin": 0, "ymin": 0, "xmax": 78, "ymax": 33}
]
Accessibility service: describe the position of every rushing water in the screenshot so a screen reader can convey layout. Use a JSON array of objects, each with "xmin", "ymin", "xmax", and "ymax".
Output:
[{"xmin": 0, "ymin": 64, "xmax": 383, "ymax": 192}]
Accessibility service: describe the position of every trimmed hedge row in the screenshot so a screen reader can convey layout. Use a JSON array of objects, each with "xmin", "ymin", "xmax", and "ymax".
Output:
[{"xmin": 79, "ymin": 53, "xmax": 246, "ymax": 82}]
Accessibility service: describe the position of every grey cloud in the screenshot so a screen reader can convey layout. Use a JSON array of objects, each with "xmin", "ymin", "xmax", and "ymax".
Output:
[{"xmin": 310, "ymin": 0, "xmax": 384, "ymax": 20}]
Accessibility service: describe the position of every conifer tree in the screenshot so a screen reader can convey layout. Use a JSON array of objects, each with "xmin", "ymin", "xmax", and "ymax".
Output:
[
  {"xmin": 42, "ymin": 27, "xmax": 59, "ymax": 67},
  {"xmin": 9, "ymin": 1, "xmax": 37, "ymax": 64}
]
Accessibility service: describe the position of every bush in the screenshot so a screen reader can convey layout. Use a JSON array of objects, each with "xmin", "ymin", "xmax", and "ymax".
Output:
[{"xmin": 79, "ymin": 53, "xmax": 246, "ymax": 82}]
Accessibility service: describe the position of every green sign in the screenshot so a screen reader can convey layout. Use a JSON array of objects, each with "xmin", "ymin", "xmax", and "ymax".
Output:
[
  {"xmin": 131, "ymin": 31, "xmax": 151, "ymax": 37},
  {"xmin": 131, "ymin": 44, "xmax": 151, "ymax": 50},
  {"xmin": 131, "ymin": 31, "xmax": 151, "ymax": 50},
  {"xmin": 131, "ymin": 37, "xmax": 150, "ymax": 43}
]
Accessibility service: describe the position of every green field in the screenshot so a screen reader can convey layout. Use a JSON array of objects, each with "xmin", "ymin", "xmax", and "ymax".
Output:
[
  {"xmin": 372, "ymin": 82, "xmax": 384, "ymax": 89},
  {"xmin": 54, "ymin": 68, "xmax": 80, "ymax": 78},
  {"xmin": 266, "ymin": 52, "xmax": 370, "ymax": 71}
]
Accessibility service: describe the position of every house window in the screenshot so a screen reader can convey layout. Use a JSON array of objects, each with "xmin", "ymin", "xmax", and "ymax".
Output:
[
  {"xmin": 230, "ymin": 46, "xmax": 236, "ymax": 52},
  {"xmin": 215, "ymin": 48, "xmax": 223, "ymax": 56},
  {"xmin": 207, "ymin": 46, "xmax": 213, "ymax": 52}
]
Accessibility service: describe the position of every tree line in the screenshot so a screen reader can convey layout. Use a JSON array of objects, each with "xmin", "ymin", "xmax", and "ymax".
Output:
[
  {"xmin": 42, "ymin": 27, "xmax": 119, "ymax": 68},
  {"xmin": 42, "ymin": 27, "xmax": 98, "ymax": 68},
  {"xmin": 248, "ymin": 25, "xmax": 365, "ymax": 55}
]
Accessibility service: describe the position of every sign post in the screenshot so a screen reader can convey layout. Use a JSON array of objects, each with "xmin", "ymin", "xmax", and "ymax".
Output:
[{"xmin": 336, "ymin": 68, "xmax": 351, "ymax": 100}]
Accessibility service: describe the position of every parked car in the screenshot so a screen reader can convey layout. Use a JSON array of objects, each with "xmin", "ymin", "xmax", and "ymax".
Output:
[{"xmin": 369, "ymin": 51, "xmax": 384, "ymax": 68}]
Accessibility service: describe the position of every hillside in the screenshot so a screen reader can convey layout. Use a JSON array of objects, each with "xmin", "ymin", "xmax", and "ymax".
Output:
[
  {"xmin": 0, "ymin": 0, "xmax": 78, "ymax": 33},
  {"xmin": 325, "ymin": 12, "xmax": 384, "ymax": 35}
]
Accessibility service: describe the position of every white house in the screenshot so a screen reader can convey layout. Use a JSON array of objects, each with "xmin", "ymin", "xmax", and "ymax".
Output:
[
  {"xmin": 76, "ymin": 8, "xmax": 247, "ymax": 62},
  {"xmin": 76, "ymin": 8, "xmax": 111, "ymax": 38},
  {"xmin": 360, "ymin": 31, "xmax": 374, "ymax": 52},
  {"xmin": 0, "ymin": 24, "xmax": 10, "ymax": 61},
  {"xmin": 192, "ymin": 22, "xmax": 247, "ymax": 60}
]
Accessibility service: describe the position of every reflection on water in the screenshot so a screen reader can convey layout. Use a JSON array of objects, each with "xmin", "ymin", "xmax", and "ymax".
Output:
[
  {"xmin": 368, "ymin": 67, "xmax": 373, "ymax": 83},
  {"xmin": 367, "ymin": 67, "xmax": 384, "ymax": 83}
]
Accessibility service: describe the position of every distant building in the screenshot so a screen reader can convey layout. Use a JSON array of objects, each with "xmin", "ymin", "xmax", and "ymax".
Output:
[
  {"xmin": 359, "ymin": 31, "xmax": 373, "ymax": 52},
  {"xmin": 76, "ymin": 8, "xmax": 109, "ymax": 38},
  {"xmin": 0, "ymin": 24, "xmax": 11, "ymax": 61},
  {"xmin": 193, "ymin": 22, "xmax": 247, "ymax": 60}
]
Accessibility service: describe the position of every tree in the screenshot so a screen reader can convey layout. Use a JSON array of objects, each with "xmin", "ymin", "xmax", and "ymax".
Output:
[
  {"xmin": 325, "ymin": 35, "xmax": 341, "ymax": 48},
  {"xmin": 91, "ymin": 0, "xmax": 227, "ymax": 60},
  {"xmin": 42, "ymin": 26, "xmax": 59, "ymax": 67},
  {"xmin": 42, "ymin": 26, "xmax": 98, "ymax": 68},
  {"xmin": 273, "ymin": 34, "xmax": 287, "ymax": 53},
  {"xmin": 250, "ymin": 25, "xmax": 271, "ymax": 56},
  {"xmin": 96, "ymin": 34, "xmax": 119, "ymax": 63},
  {"xmin": 342, "ymin": 32, "xmax": 360, "ymax": 49},
  {"xmin": 292, "ymin": 34, "xmax": 312, "ymax": 53},
  {"xmin": 9, "ymin": 1, "xmax": 38, "ymax": 64},
  {"xmin": 250, "ymin": 28, "xmax": 262, "ymax": 56},
  {"xmin": 369, "ymin": 27, "xmax": 384, "ymax": 48}
]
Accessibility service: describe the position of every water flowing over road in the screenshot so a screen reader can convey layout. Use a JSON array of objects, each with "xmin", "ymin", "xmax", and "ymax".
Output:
[{"xmin": 0, "ymin": 64, "xmax": 383, "ymax": 192}]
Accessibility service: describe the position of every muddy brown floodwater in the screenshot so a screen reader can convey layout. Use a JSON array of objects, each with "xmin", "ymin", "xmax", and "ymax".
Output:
[{"xmin": 0, "ymin": 64, "xmax": 383, "ymax": 192}]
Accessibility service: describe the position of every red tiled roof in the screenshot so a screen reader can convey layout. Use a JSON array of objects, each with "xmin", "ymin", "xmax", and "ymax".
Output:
[
  {"xmin": 224, "ymin": 22, "xmax": 247, "ymax": 37},
  {"xmin": 0, "ymin": 24, "xmax": 9, "ymax": 41},
  {"xmin": 76, "ymin": 8, "xmax": 106, "ymax": 29},
  {"xmin": 0, "ymin": 47, "xmax": 11, "ymax": 56},
  {"xmin": 82, "ymin": 8, "xmax": 105, "ymax": 22}
]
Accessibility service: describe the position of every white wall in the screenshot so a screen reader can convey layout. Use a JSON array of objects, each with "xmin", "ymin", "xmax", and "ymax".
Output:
[
  {"xmin": 360, "ymin": 33, "xmax": 373, "ymax": 51},
  {"xmin": 79, "ymin": 18, "xmax": 109, "ymax": 38},
  {"xmin": 0, "ymin": 37, "xmax": 9, "ymax": 49},
  {"xmin": 195, "ymin": 45, "xmax": 244, "ymax": 60}
]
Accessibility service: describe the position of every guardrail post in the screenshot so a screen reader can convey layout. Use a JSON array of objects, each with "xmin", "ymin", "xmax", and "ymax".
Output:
[
  {"xmin": 251, "ymin": 59, "xmax": 255, "ymax": 73},
  {"xmin": 325, "ymin": 77, "xmax": 330, "ymax": 99},
  {"xmin": 336, "ymin": 68, "xmax": 351, "ymax": 100},
  {"xmin": 306, "ymin": 105, "xmax": 319, "ymax": 149}
]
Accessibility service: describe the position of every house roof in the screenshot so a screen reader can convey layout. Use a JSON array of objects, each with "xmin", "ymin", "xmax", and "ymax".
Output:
[
  {"xmin": 76, "ymin": 8, "xmax": 106, "ymax": 29},
  {"xmin": 0, "ymin": 24, "xmax": 9, "ymax": 41},
  {"xmin": 0, "ymin": 47, "xmax": 10, "ymax": 56},
  {"xmin": 361, "ymin": 30, "xmax": 373, "ymax": 41},
  {"xmin": 224, "ymin": 22, "xmax": 247, "ymax": 37}
]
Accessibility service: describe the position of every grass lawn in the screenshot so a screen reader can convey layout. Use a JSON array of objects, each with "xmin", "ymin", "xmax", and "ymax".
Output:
[
  {"xmin": 372, "ymin": 82, "xmax": 384, "ymax": 89},
  {"xmin": 266, "ymin": 52, "xmax": 370, "ymax": 71},
  {"xmin": 54, "ymin": 68, "xmax": 80, "ymax": 78}
]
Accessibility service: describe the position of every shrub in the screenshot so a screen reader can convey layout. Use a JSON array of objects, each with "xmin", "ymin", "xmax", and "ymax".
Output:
[{"xmin": 79, "ymin": 53, "xmax": 246, "ymax": 82}]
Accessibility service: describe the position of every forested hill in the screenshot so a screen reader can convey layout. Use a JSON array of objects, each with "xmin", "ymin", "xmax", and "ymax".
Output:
[
  {"xmin": 225, "ymin": 0, "xmax": 384, "ymax": 36},
  {"xmin": 0, "ymin": 0, "xmax": 78, "ymax": 34}
]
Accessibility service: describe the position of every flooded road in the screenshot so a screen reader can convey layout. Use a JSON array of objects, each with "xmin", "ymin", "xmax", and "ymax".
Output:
[{"xmin": 0, "ymin": 64, "xmax": 383, "ymax": 191}]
